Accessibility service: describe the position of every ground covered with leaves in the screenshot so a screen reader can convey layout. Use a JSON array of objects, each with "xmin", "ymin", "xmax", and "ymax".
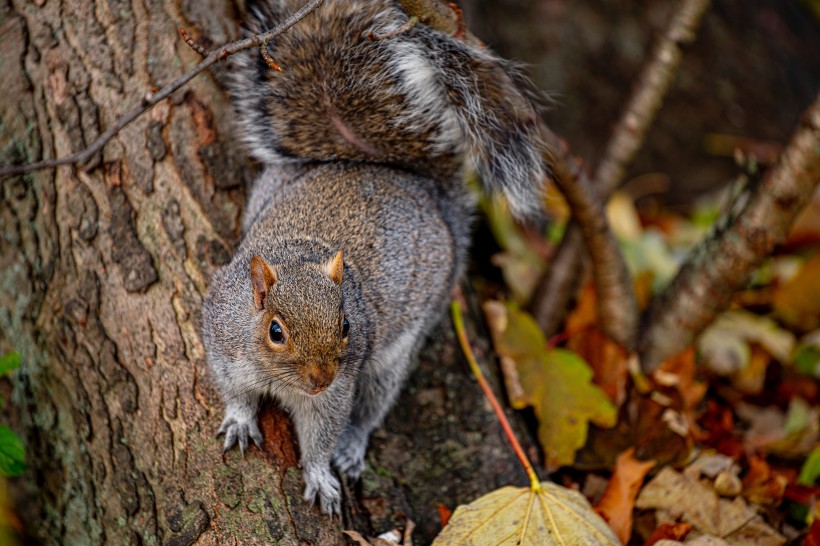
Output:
[{"xmin": 463, "ymin": 184, "xmax": 820, "ymax": 545}]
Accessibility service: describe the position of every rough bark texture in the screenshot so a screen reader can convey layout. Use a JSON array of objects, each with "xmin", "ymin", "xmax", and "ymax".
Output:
[{"xmin": 0, "ymin": 1, "xmax": 538, "ymax": 545}]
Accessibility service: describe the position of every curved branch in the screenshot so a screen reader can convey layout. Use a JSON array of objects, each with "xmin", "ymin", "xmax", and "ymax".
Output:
[
  {"xmin": 639, "ymin": 93, "xmax": 820, "ymax": 370},
  {"xmin": 541, "ymin": 132, "xmax": 639, "ymax": 349},
  {"xmin": 530, "ymin": 0, "xmax": 711, "ymax": 337},
  {"xmin": 0, "ymin": 0, "xmax": 324, "ymax": 179}
]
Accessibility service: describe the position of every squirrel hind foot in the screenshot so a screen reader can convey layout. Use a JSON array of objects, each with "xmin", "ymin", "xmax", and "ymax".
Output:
[{"xmin": 332, "ymin": 441, "xmax": 367, "ymax": 481}]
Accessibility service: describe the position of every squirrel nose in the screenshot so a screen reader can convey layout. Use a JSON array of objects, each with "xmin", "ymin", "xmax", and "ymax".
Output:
[{"xmin": 305, "ymin": 363, "xmax": 337, "ymax": 392}]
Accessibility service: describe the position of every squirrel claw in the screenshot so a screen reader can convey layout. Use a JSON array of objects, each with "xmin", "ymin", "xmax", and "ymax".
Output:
[
  {"xmin": 303, "ymin": 465, "xmax": 342, "ymax": 516},
  {"xmin": 218, "ymin": 416, "xmax": 263, "ymax": 456}
]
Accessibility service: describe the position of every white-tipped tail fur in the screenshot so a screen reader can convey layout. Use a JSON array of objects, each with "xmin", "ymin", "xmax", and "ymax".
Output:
[{"xmin": 230, "ymin": 0, "xmax": 548, "ymax": 217}]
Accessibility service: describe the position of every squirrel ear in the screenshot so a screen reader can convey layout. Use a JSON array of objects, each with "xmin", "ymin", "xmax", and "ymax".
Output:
[
  {"xmin": 250, "ymin": 255, "xmax": 277, "ymax": 311},
  {"xmin": 321, "ymin": 251, "xmax": 344, "ymax": 286}
]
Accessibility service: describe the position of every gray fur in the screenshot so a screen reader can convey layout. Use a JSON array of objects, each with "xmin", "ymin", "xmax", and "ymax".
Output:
[{"xmin": 203, "ymin": 0, "xmax": 546, "ymax": 515}]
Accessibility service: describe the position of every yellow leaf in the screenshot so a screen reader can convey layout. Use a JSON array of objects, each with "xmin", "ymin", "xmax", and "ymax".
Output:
[
  {"xmin": 483, "ymin": 301, "xmax": 618, "ymax": 469},
  {"xmin": 432, "ymin": 482, "xmax": 620, "ymax": 545},
  {"xmin": 773, "ymin": 252, "xmax": 820, "ymax": 331}
]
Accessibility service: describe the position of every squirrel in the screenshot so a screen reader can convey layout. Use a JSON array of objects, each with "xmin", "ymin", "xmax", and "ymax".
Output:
[{"xmin": 201, "ymin": 0, "xmax": 547, "ymax": 515}]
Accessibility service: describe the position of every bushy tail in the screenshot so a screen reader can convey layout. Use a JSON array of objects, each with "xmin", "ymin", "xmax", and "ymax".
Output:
[{"xmin": 231, "ymin": 0, "xmax": 549, "ymax": 217}]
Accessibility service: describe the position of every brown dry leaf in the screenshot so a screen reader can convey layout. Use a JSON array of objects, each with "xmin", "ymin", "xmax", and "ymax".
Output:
[
  {"xmin": 653, "ymin": 349, "xmax": 708, "ymax": 414},
  {"xmin": 737, "ymin": 399, "xmax": 819, "ymax": 457},
  {"xmin": 653, "ymin": 537, "xmax": 729, "ymax": 546},
  {"xmin": 568, "ymin": 328, "xmax": 630, "ymax": 406},
  {"xmin": 343, "ymin": 520, "xmax": 415, "ymax": 546},
  {"xmin": 595, "ymin": 448, "xmax": 656, "ymax": 544},
  {"xmin": 635, "ymin": 467, "xmax": 786, "ymax": 545},
  {"xmin": 741, "ymin": 456, "xmax": 788, "ymax": 506},
  {"xmin": 697, "ymin": 310, "xmax": 796, "ymax": 376},
  {"xmin": 432, "ymin": 482, "xmax": 620, "ymax": 545},
  {"xmin": 773, "ymin": 252, "xmax": 820, "ymax": 331},
  {"xmin": 483, "ymin": 301, "xmax": 617, "ymax": 469},
  {"xmin": 565, "ymin": 283, "xmax": 598, "ymax": 336}
]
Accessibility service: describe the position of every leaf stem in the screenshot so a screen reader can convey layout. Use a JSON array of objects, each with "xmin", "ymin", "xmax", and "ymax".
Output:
[{"xmin": 450, "ymin": 298, "xmax": 542, "ymax": 492}]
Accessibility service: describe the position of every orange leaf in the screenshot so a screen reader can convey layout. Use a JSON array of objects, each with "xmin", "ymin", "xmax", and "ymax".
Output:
[
  {"xmin": 642, "ymin": 522, "xmax": 692, "ymax": 546},
  {"xmin": 653, "ymin": 348, "xmax": 707, "ymax": 413},
  {"xmin": 595, "ymin": 447, "xmax": 656, "ymax": 544},
  {"xmin": 773, "ymin": 252, "xmax": 820, "ymax": 331},
  {"xmin": 437, "ymin": 503, "xmax": 452, "ymax": 527},
  {"xmin": 568, "ymin": 328, "xmax": 629, "ymax": 406},
  {"xmin": 742, "ymin": 456, "xmax": 788, "ymax": 506}
]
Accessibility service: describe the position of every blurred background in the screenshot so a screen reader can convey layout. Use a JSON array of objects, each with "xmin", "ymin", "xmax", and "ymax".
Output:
[{"xmin": 464, "ymin": 0, "xmax": 820, "ymax": 208}]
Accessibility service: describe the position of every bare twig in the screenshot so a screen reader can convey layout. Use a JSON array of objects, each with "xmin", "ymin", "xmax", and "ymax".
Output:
[
  {"xmin": 530, "ymin": 0, "xmax": 711, "ymax": 337},
  {"xmin": 260, "ymin": 42, "xmax": 283, "ymax": 71},
  {"xmin": 639, "ymin": 93, "xmax": 820, "ymax": 370},
  {"xmin": 178, "ymin": 27, "xmax": 208, "ymax": 57},
  {"xmin": 0, "ymin": 0, "xmax": 324, "ymax": 179},
  {"xmin": 540, "ymin": 129, "xmax": 639, "ymax": 349},
  {"xmin": 595, "ymin": 0, "xmax": 711, "ymax": 197}
]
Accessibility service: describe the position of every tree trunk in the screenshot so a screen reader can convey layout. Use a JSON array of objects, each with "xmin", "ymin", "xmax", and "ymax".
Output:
[{"xmin": 0, "ymin": 1, "xmax": 538, "ymax": 544}]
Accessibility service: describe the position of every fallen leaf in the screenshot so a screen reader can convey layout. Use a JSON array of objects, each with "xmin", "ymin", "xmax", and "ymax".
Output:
[
  {"xmin": 483, "ymin": 301, "xmax": 617, "ymax": 469},
  {"xmin": 438, "ymin": 503, "xmax": 452, "ymax": 527},
  {"xmin": 643, "ymin": 522, "xmax": 692, "ymax": 545},
  {"xmin": 806, "ymin": 517, "xmax": 820, "ymax": 546},
  {"xmin": 699, "ymin": 401, "xmax": 744, "ymax": 458},
  {"xmin": 595, "ymin": 448, "xmax": 656, "ymax": 544},
  {"xmin": 737, "ymin": 399, "xmax": 819, "ymax": 456},
  {"xmin": 432, "ymin": 482, "xmax": 620, "ymax": 545},
  {"xmin": 619, "ymin": 229, "xmax": 681, "ymax": 292},
  {"xmin": 635, "ymin": 467, "xmax": 786, "ymax": 544},
  {"xmin": 741, "ymin": 456, "xmax": 788, "ymax": 506},
  {"xmin": 483, "ymin": 198, "xmax": 545, "ymax": 304},
  {"xmin": 773, "ymin": 252, "xmax": 820, "ymax": 331},
  {"xmin": 697, "ymin": 310, "xmax": 796, "ymax": 375},
  {"xmin": 607, "ymin": 191, "xmax": 643, "ymax": 241},
  {"xmin": 798, "ymin": 446, "xmax": 820, "ymax": 485},
  {"xmin": 793, "ymin": 330, "xmax": 820, "ymax": 378},
  {"xmin": 654, "ymin": 349, "xmax": 708, "ymax": 414},
  {"xmin": 652, "ymin": 537, "xmax": 730, "ymax": 546},
  {"xmin": 343, "ymin": 520, "xmax": 415, "ymax": 546},
  {"xmin": 567, "ymin": 328, "xmax": 630, "ymax": 406}
]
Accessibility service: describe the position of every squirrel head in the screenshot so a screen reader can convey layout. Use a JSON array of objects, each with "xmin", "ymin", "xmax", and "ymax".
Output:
[{"xmin": 249, "ymin": 252, "xmax": 349, "ymax": 396}]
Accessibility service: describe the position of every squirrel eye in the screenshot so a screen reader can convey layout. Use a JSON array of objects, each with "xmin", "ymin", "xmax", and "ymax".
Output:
[
  {"xmin": 342, "ymin": 316, "xmax": 350, "ymax": 338},
  {"xmin": 269, "ymin": 320, "xmax": 285, "ymax": 344}
]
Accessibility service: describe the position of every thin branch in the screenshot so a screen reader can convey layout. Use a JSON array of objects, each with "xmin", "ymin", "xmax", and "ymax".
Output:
[
  {"xmin": 178, "ymin": 27, "xmax": 208, "ymax": 57},
  {"xmin": 595, "ymin": 0, "xmax": 711, "ymax": 197},
  {"xmin": 529, "ymin": 0, "xmax": 711, "ymax": 337},
  {"xmin": 0, "ymin": 0, "xmax": 325, "ymax": 179},
  {"xmin": 639, "ymin": 93, "xmax": 820, "ymax": 370},
  {"xmin": 540, "ymin": 129, "xmax": 639, "ymax": 350}
]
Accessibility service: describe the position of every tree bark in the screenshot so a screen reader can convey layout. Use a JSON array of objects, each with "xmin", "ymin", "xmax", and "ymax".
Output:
[{"xmin": 0, "ymin": 1, "xmax": 538, "ymax": 544}]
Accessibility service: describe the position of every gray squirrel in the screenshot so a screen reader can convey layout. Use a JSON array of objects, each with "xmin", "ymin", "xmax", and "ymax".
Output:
[{"xmin": 201, "ymin": 0, "xmax": 547, "ymax": 515}]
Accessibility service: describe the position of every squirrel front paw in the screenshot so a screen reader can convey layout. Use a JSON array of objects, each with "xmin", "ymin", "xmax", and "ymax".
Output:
[
  {"xmin": 332, "ymin": 427, "xmax": 368, "ymax": 480},
  {"xmin": 303, "ymin": 465, "xmax": 342, "ymax": 516},
  {"xmin": 217, "ymin": 414, "xmax": 263, "ymax": 456}
]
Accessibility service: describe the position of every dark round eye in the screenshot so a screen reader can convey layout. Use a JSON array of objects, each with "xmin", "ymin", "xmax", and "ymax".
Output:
[
  {"xmin": 342, "ymin": 316, "xmax": 350, "ymax": 338},
  {"xmin": 269, "ymin": 320, "xmax": 285, "ymax": 344}
]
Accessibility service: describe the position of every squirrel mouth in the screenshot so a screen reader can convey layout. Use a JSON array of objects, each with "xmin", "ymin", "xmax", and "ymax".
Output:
[{"xmin": 305, "ymin": 387, "xmax": 326, "ymax": 396}]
